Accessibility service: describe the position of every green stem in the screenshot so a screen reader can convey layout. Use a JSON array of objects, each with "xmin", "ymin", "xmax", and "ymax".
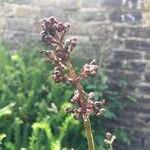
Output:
[
  {"xmin": 110, "ymin": 144, "xmax": 113, "ymax": 150},
  {"xmin": 83, "ymin": 115, "xmax": 95, "ymax": 150},
  {"xmin": 66, "ymin": 60, "xmax": 96, "ymax": 150}
]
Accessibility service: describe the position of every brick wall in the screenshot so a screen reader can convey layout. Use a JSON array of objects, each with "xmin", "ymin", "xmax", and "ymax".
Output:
[
  {"xmin": 104, "ymin": 1, "xmax": 150, "ymax": 150},
  {"xmin": 0, "ymin": 0, "xmax": 150, "ymax": 149}
]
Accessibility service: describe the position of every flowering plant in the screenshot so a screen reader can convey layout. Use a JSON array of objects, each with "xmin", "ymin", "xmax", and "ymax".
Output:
[{"xmin": 40, "ymin": 16, "xmax": 115, "ymax": 150}]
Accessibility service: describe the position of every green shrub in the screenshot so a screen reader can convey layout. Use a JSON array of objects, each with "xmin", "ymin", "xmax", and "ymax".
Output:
[{"xmin": 0, "ymin": 42, "xmax": 130, "ymax": 150}]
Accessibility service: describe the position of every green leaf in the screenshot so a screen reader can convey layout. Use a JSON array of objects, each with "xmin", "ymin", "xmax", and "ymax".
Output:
[
  {"xmin": 0, "ymin": 133, "xmax": 6, "ymax": 141},
  {"xmin": 86, "ymin": 85, "xmax": 96, "ymax": 90},
  {"xmin": 104, "ymin": 110, "xmax": 117, "ymax": 119},
  {"xmin": 0, "ymin": 103, "xmax": 15, "ymax": 117}
]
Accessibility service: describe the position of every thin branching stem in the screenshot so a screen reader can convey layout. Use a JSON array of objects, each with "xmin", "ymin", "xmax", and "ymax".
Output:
[
  {"xmin": 110, "ymin": 144, "xmax": 113, "ymax": 150},
  {"xmin": 83, "ymin": 115, "xmax": 95, "ymax": 150},
  {"xmin": 66, "ymin": 60, "xmax": 95, "ymax": 150}
]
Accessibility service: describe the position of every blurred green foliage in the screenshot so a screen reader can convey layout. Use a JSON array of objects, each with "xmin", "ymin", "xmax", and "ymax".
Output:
[{"xmin": 0, "ymin": 42, "xmax": 130, "ymax": 150}]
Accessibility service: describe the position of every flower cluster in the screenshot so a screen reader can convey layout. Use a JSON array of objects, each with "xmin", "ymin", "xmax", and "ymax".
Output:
[
  {"xmin": 40, "ymin": 17, "xmax": 77, "ymax": 62},
  {"xmin": 40, "ymin": 17, "xmax": 70, "ymax": 44},
  {"xmin": 66, "ymin": 92, "xmax": 105, "ymax": 120},
  {"xmin": 40, "ymin": 16, "xmax": 105, "ymax": 120},
  {"xmin": 80, "ymin": 59, "xmax": 99, "ymax": 79}
]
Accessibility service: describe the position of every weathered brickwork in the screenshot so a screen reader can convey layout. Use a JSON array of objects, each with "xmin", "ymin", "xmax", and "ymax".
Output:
[{"xmin": 0, "ymin": 0, "xmax": 150, "ymax": 149}]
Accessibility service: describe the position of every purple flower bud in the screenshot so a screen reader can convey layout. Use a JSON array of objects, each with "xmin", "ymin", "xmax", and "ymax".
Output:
[
  {"xmin": 95, "ymin": 99, "xmax": 105, "ymax": 106},
  {"xmin": 66, "ymin": 77, "xmax": 74, "ymax": 84},
  {"xmin": 42, "ymin": 35, "xmax": 54, "ymax": 45},
  {"xmin": 64, "ymin": 22, "xmax": 70, "ymax": 31},
  {"xmin": 81, "ymin": 60, "xmax": 99, "ymax": 78},
  {"xmin": 40, "ymin": 30, "xmax": 47, "ymax": 36},
  {"xmin": 64, "ymin": 37, "xmax": 77, "ymax": 52},
  {"xmin": 57, "ymin": 22, "xmax": 65, "ymax": 32},
  {"xmin": 86, "ymin": 108, "xmax": 92, "ymax": 114},
  {"xmin": 94, "ymin": 107, "xmax": 100, "ymax": 115},
  {"xmin": 51, "ymin": 67, "xmax": 64, "ymax": 83},
  {"xmin": 76, "ymin": 107, "xmax": 82, "ymax": 114},
  {"xmin": 65, "ymin": 39, "xmax": 71, "ymax": 47},
  {"xmin": 71, "ymin": 37, "xmax": 77, "ymax": 45},
  {"xmin": 96, "ymin": 108, "xmax": 105, "ymax": 116},
  {"xmin": 39, "ymin": 18, "xmax": 48, "ymax": 24},
  {"xmin": 49, "ymin": 16, "xmax": 57, "ymax": 24},
  {"xmin": 96, "ymin": 112, "xmax": 101, "ymax": 116},
  {"xmin": 88, "ymin": 92, "xmax": 94, "ymax": 99},
  {"xmin": 66, "ymin": 107, "xmax": 74, "ymax": 113},
  {"xmin": 106, "ymin": 132, "xmax": 112, "ymax": 140},
  {"xmin": 40, "ymin": 18, "xmax": 51, "ymax": 30},
  {"xmin": 90, "ymin": 59, "xmax": 97, "ymax": 65},
  {"xmin": 81, "ymin": 64, "xmax": 91, "ymax": 77},
  {"xmin": 87, "ymin": 100, "xmax": 95, "ymax": 108},
  {"xmin": 40, "ymin": 50, "xmax": 53, "ymax": 57},
  {"xmin": 71, "ymin": 90, "xmax": 80, "ymax": 103},
  {"xmin": 100, "ymin": 108, "xmax": 105, "ymax": 114}
]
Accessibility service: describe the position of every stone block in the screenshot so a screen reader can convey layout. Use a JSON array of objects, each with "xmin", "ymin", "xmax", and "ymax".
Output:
[
  {"xmin": 117, "ymin": 26, "xmax": 150, "ymax": 39},
  {"xmin": 69, "ymin": 21, "xmax": 89, "ymax": 35},
  {"xmin": 108, "ymin": 60, "xmax": 146, "ymax": 72},
  {"xmin": 0, "ymin": 3, "xmax": 14, "ymax": 17},
  {"xmin": 138, "ymin": 113, "xmax": 150, "ymax": 124},
  {"xmin": 107, "ymin": 60, "xmax": 122, "ymax": 69},
  {"xmin": 125, "ymin": 40, "xmax": 150, "ymax": 51},
  {"xmin": 107, "ymin": 82, "xmax": 122, "ymax": 92},
  {"xmin": 145, "ymin": 72, "xmax": 150, "ymax": 82},
  {"xmin": 70, "ymin": 9, "xmax": 106, "ymax": 22},
  {"xmin": 80, "ymin": 0, "xmax": 101, "ymax": 8},
  {"xmin": 57, "ymin": 0, "xmax": 80, "ymax": 10},
  {"xmin": 124, "ymin": 12, "xmax": 142, "ymax": 24},
  {"xmin": 14, "ymin": 5, "xmax": 40, "ymax": 18},
  {"xmin": 109, "ymin": 10, "xmax": 122, "ymax": 22},
  {"xmin": 107, "ymin": 70, "xmax": 141, "ymax": 83},
  {"xmin": 114, "ymin": 50, "xmax": 142, "ymax": 60},
  {"xmin": 116, "ymin": 116, "xmax": 145, "ymax": 128},
  {"xmin": 110, "ymin": 10, "xmax": 142, "ymax": 23},
  {"xmin": 75, "ymin": 35, "xmax": 89, "ymax": 44},
  {"xmin": 40, "ymin": 7, "xmax": 66, "ymax": 21},
  {"xmin": 2, "ymin": 0, "xmax": 32, "ymax": 4},
  {"xmin": 3, "ymin": 30, "xmax": 26, "ymax": 50},
  {"xmin": 145, "ymin": 52, "xmax": 150, "ymax": 60},
  {"xmin": 138, "ymin": 85, "xmax": 150, "ymax": 95},
  {"xmin": 0, "ymin": 18, "xmax": 6, "ymax": 30},
  {"xmin": 32, "ymin": 0, "xmax": 57, "ymax": 7},
  {"xmin": 144, "ymin": 136, "xmax": 150, "ymax": 149},
  {"xmin": 3, "ymin": 30, "xmax": 24, "ymax": 40},
  {"xmin": 146, "ymin": 63, "xmax": 150, "ymax": 71},
  {"xmin": 130, "ymin": 137, "xmax": 144, "ymax": 147},
  {"xmin": 101, "ymin": 0, "xmax": 122, "ymax": 8},
  {"xmin": 5, "ymin": 18, "xmax": 34, "ymax": 31},
  {"xmin": 14, "ymin": 6, "xmax": 31, "ymax": 17},
  {"xmin": 142, "ymin": 12, "xmax": 150, "ymax": 26},
  {"xmin": 124, "ymin": 61, "xmax": 146, "ymax": 72}
]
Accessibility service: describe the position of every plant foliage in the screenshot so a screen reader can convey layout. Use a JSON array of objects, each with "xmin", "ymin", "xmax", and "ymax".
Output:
[{"xmin": 0, "ymin": 42, "xmax": 130, "ymax": 150}]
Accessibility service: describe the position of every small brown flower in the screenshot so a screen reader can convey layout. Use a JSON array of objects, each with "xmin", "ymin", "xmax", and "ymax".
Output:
[
  {"xmin": 66, "ymin": 107, "xmax": 74, "ymax": 113},
  {"xmin": 88, "ymin": 92, "xmax": 94, "ymax": 99},
  {"xmin": 95, "ymin": 99, "xmax": 106, "ymax": 106},
  {"xmin": 71, "ymin": 90, "xmax": 80, "ymax": 103},
  {"xmin": 80, "ymin": 60, "xmax": 99, "ymax": 78}
]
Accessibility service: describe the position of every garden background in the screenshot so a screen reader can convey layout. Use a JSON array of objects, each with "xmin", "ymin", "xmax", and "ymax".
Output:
[{"xmin": 0, "ymin": 0, "xmax": 150, "ymax": 150}]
